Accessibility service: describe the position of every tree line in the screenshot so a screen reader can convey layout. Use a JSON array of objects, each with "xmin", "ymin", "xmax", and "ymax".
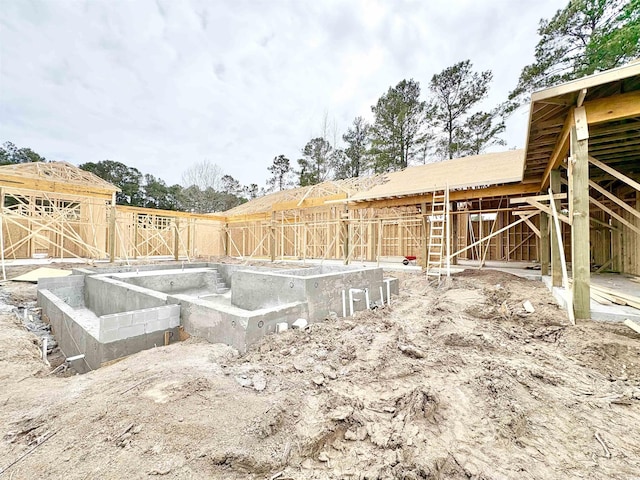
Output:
[
  {"xmin": 266, "ymin": 0, "xmax": 639, "ymax": 190},
  {"xmin": 2, "ymin": 0, "xmax": 637, "ymax": 211},
  {"xmin": 0, "ymin": 144, "xmax": 252, "ymax": 213}
]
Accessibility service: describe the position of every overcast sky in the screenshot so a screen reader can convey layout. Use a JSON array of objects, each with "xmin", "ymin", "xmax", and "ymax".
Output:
[{"xmin": 1, "ymin": 0, "xmax": 563, "ymax": 189}]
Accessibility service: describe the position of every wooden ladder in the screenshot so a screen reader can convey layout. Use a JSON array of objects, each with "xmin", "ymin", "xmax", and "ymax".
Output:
[{"xmin": 426, "ymin": 187, "xmax": 449, "ymax": 282}]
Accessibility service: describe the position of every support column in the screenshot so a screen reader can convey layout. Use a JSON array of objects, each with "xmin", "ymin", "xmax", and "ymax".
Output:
[
  {"xmin": 540, "ymin": 211, "xmax": 550, "ymax": 275},
  {"xmin": 570, "ymin": 125, "xmax": 591, "ymax": 319},
  {"xmin": 550, "ymin": 170, "xmax": 562, "ymax": 286}
]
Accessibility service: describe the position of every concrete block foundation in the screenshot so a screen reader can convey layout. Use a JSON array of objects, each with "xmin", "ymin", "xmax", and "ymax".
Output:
[{"xmin": 38, "ymin": 262, "xmax": 398, "ymax": 370}]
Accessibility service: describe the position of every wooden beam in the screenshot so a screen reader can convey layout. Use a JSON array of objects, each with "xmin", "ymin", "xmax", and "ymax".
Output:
[
  {"xmin": 589, "ymin": 180, "xmax": 640, "ymax": 222},
  {"xmin": 589, "ymin": 196, "xmax": 640, "ymax": 235},
  {"xmin": 0, "ymin": 174, "xmax": 116, "ymax": 199},
  {"xmin": 541, "ymin": 109, "xmax": 574, "ymax": 188},
  {"xmin": 350, "ymin": 183, "xmax": 540, "ymax": 210},
  {"xmin": 510, "ymin": 193, "xmax": 567, "ymax": 204},
  {"xmin": 570, "ymin": 126, "xmax": 591, "ymax": 320},
  {"xmin": 522, "ymin": 217, "xmax": 541, "ymax": 237},
  {"xmin": 588, "ymin": 156, "xmax": 640, "ymax": 192},
  {"xmin": 274, "ymin": 193, "xmax": 347, "ymax": 212},
  {"xmin": 584, "ymin": 90, "xmax": 640, "ymax": 125},
  {"xmin": 576, "ymin": 88, "xmax": 587, "ymax": 108}
]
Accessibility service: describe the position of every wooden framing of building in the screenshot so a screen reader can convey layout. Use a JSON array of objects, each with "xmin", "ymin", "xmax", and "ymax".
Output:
[
  {"xmin": 1, "ymin": 62, "xmax": 638, "ymax": 322},
  {"xmin": 522, "ymin": 60, "xmax": 640, "ymax": 319},
  {"xmin": 222, "ymin": 61, "xmax": 640, "ymax": 321},
  {"xmin": 0, "ymin": 162, "xmax": 225, "ymax": 265}
]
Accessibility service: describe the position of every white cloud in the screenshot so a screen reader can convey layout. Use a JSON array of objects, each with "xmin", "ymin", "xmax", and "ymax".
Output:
[{"xmin": 1, "ymin": 0, "xmax": 561, "ymax": 188}]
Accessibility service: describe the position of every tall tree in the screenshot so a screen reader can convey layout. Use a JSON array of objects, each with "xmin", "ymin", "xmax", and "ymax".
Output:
[
  {"xmin": 79, "ymin": 160, "xmax": 143, "ymax": 205},
  {"xmin": 243, "ymin": 183, "xmax": 259, "ymax": 200},
  {"xmin": 430, "ymin": 60, "xmax": 493, "ymax": 159},
  {"xmin": 456, "ymin": 110, "xmax": 506, "ymax": 156},
  {"xmin": 267, "ymin": 155, "xmax": 293, "ymax": 191},
  {"xmin": 218, "ymin": 174, "xmax": 246, "ymax": 211},
  {"xmin": 369, "ymin": 79, "xmax": 428, "ymax": 172},
  {"xmin": 142, "ymin": 174, "xmax": 183, "ymax": 211},
  {"xmin": 508, "ymin": 0, "xmax": 639, "ymax": 109},
  {"xmin": 297, "ymin": 137, "xmax": 333, "ymax": 186},
  {"xmin": 335, "ymin": 116, "xmax": 370, "ymax": 179}
]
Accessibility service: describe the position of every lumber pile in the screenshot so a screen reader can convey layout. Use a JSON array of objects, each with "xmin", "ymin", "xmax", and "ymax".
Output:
[{"xmin": 589, "ymin": 284, "xmax": 640, "ymax": 310}]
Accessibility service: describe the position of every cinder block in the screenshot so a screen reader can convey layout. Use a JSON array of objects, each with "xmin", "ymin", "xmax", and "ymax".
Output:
[
  {"xmin": 99, "ymin": 328, "xmax": 121, "ymax": 343},
  {"xmin": 118, "ymin": 323, "xmax": 145, "ymax": 338},
  {"xmin": 168, "ymin": 314, "xmax": 180, "ymax": 328},
  {"xmin": 100, "ymin": 314, "xmax": 119, "ymax": 331},
  {"xmin": 116, "ymin": 313, "xmax": 133, "ymax": 328},
  {"xmin": 144, "ymin": 318, "xmax": 170, "ymax": 334},
  {"xmin": 132, "ymin": 309, "xmax": 155, "ymax": 325}
]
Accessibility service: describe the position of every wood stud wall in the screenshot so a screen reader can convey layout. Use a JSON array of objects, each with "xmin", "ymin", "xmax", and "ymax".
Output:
[{"xmin": 1, "ymin": 187, "xmax": 225, "ymax": 262}]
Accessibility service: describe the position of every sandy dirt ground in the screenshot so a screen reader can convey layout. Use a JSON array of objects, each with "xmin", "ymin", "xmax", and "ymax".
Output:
[{"xmin": 1, "ymin": 261, "xmax": 639, "ymax": 479}]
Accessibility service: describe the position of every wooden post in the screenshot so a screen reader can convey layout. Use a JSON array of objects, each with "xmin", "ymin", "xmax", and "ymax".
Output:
[
  {"xmin": 445, "ymin": 186, "xmax": 451, "ymax": 277},
  {"xmin": 133, "ymin": 214, "xmax": 138, "ymax": 259},
  {"xmin": 341, "ymin": 208, "xmax": 349, "ymax": 265},
  {"xmin": 570, "ymin": 126, "xmax": 591, "ymax": 319},
  {"xmin": 377, "ymin": 219, "xmax": 382, "ymax": 266},
  {"xmin": 269, "ymin": 212, "xmax": 276, "ymax": 262},
  {"xmin": 187, "ymin": 219, "xmax": 191, "ymax": 258},
  {"xmin": 539, "ymin": 209, "xmax": 550, "ymax": 275},
  {"xmin": 108, "ymin": 194, "xmax": 116, "ymax": 263},
  {"xmin": 420, "ymin": 202, "xmax": 427, "ymax": 268},
  {"xmin": 451, "ymin": 201, "xmax": 458, "ymax": 265},
  {"xmin": 550, "ymin": 170, "xmax": 562, "ymax": 286},
  {"xmin": 173, "ymin": 218, "xmax": 180, "ymax": 261},
  {"xmin": 224, "ymin": 224, "xmax": 230, "ymax": 256}
]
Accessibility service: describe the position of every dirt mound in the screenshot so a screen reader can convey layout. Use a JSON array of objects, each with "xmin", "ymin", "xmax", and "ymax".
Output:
[{"xmin": 1, "ymin": 266, "xmax": 639, "ymax": 479}]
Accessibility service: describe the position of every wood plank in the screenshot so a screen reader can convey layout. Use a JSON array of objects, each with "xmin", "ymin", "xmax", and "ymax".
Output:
[
  {"xmin": 591, "ymin": 291, "xmax": 613, "ymax": 305},
  {"xmin": 624, "ymin": 319, "xmax": 640, "ymax": 335},
  {"xmin": 589, "ymin": 180, "xmax": 640, "ymax": 222},
  {"xmin": 589, "ymin": 196, "xmax": 640, "ymax": 235},
  {"xmin": 510, "ymin": 193, "xmax": 567, "ymax": 204},
  {"xmin": 550, "ymin": 170, "xmax": 563, "ymax": 287},
  {"xmin": 588, "ymin": 156, "xmax": 640, "ymax": 193},
  {"xmin": 522, "ymin": 217, "xmax": 541, "ymax": 237},
  {"xmin": 590, "ymin": 284, "xmax": 640, "ymax": 307},
  {"xmin": 549, "ymin": 186, "xmax": 575, "ymax": 325}
]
